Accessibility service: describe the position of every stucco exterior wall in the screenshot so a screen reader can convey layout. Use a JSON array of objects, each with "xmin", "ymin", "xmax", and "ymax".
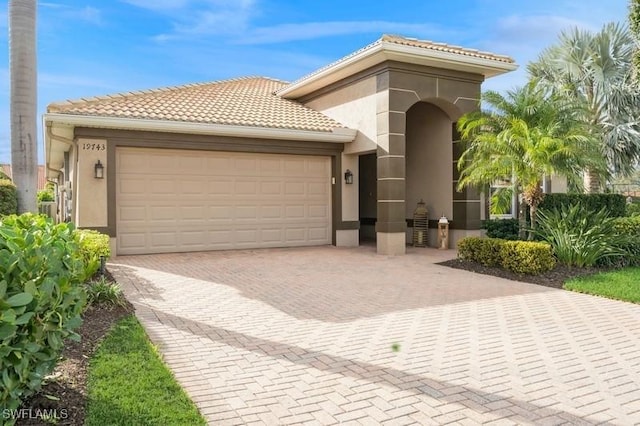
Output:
[
  {"xmin": 304, "ymin": 75, "xmax": 378, "ymax": 156},
  {"xmin": 405, "ymin": 102, "xmax": 453, "ymax": 221},
  {"xmin": 75, "ymin": 138, "xmax": 108, "ymax": 227}
]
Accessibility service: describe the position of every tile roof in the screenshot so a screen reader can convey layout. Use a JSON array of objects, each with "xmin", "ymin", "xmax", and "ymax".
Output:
[
  {"xmin": 1, "ymin": 164, "xmax": 48, "ymax": 191},
  {"xmin": 47, "ymin": 77, "xmax": 347, "ymax": 132},
  {"xmin": 380, "ymin": 34, "xmax": 515, "ymax": 64},
  {"xmin": 280, "ymin": 34, "xmax": 515, "ymax": 92}
]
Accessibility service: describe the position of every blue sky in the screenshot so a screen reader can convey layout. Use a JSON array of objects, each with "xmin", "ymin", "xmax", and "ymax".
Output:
[{"xmin": 0, "ymin": 0, "xmax": 632, "ymax": 163}]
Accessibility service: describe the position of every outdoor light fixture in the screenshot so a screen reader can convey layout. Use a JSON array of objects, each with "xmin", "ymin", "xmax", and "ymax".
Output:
[
  {"xmin": 344, "ymin": 169, "xmax": 353, "ymax": 184},
  {"xmin": 94, "ymin": 160, "xmax": 104, "ymax": 179}
]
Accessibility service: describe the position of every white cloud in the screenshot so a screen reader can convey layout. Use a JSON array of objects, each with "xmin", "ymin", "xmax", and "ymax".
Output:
[
  {"xmin": 121, "ymin": 0, "xmax": 192, "ymax": 12},
  {"xmin": 125, "ymin": 0, "xmax": 257, "ymax": 40},
  {"xmin": 234, "ymin": 21, "xmax": 444, "ymax": 45},
  {"xmin": 40, "ymin": 3, "xmax": 104, "ymax": 26}
]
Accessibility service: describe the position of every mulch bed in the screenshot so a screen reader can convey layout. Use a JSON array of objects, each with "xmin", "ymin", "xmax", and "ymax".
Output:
[
  {"xmin": 16, "ymin": 271, "xmax": 134, "ymax": 426},
  {"xmin": 438, "ymin": 258, "xmax": 603, "ymax": 289}
]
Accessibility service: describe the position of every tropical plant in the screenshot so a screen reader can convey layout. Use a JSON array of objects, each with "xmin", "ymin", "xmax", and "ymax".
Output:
[
  {"xmin": 535, "ymin": 203, "xmax": 630, "ymax": 267},
  {"xmin": 457, "ymin": 82, "xmax": 604, "ymax": 238},
  {"xmin": 0, "ymin": 214, "xmax": 86, "ymax": 414},
  {"xmin": 9, "ymin": 0, "xmax": 38, "ymax": 213},
  {"xmin": 75, "ymin": 229, "xmax": 111, "ymax": 278},
  {"xmin": 630, "ymin": 0, "xmax": 640, "ymax": 79},
  {"xmin": 0, "ymin": 179, "xmax": 18, "ymax": 216},
  {"xmin": 36, "ymin": 182, "xmax": 55, "ymax": 204},
  {"xmin": 86, "ymin": 277, "xmax": 125, "ymax": 308},
  {"xmin": 529, "ymin": 22, "xmax": 640, "ymax": 191}
]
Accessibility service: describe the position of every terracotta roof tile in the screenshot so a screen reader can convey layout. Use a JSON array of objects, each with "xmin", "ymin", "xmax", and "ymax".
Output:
[
  {"xmin": 281, "ymin": 34, "xmax": 515, "ymax": 91},
  {"xmin": 381, "ymin": 34, "xmax": 515, "ymax": 63},
  {"xmin": 47, "ymin": 77, "xmax": 346, "ymax": 132},
  {"xmin": 1, "ymin": 164, "xmax": 48, "ymax": 191}
]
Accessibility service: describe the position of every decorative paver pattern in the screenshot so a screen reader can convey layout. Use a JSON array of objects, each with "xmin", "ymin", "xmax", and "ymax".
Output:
[{"xmin": 111, "ymin": 246, "xmax": 640, "ymax": 425}]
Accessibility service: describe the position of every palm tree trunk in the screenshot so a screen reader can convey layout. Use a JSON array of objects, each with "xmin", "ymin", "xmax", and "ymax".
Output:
[
  {"xmin": 9, "ymin": 0, "xmax": 38, "ymax": 213},
  {"xmin": 517, "ymin": 193, "xmax": 527, "ymax": 240},
  {"xmin": 528, "ymin": 203, "xmax": 537, "ymax": 240},
  {"xmin": 583, "ymin": 168, "xmax": 601, "ymax": 194}
]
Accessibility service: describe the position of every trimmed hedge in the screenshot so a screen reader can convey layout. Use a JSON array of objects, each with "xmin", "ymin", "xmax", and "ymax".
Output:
[
  {"xmin": 0, "ymin": 179, "xmax": 18, "ymax": 216},
  {"xmin": 483, "ymin": 218, "xmax": 520, "ymax": 240},
  {"xmin": 539, "ymin": 193, "xmax": 626, "ymax": 217},
  {"xmin": 0, "ymin": 214, "xmax": 87, "ymax": 414},
  {"xmin": 75, "ymin": 229, "xmax": 111, "ymax": 278},
  {"xmin": 457, "ymin": 236, "xmax": 556, "ymax": 275}
]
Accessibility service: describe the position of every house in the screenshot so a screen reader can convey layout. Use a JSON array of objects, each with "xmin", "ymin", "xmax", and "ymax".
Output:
[
  {"xmin": 43, "ymin": 35, "xmax": 517, "ymax": 256},
  {"xmin": 0, "ymin": 164, "xmax": 48, "ymax": 191}
]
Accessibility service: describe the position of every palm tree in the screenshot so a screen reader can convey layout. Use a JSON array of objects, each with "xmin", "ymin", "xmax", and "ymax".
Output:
[
  {"xmin": 9, "ymin": 0, "xmax": 38, "ymax": 213},
  {"xmin": 457, "ymin": 83, "xmax": 605, "ymax": 238},
  {"xmin": 528, "ymin": 22, "xmax": 640, "ymax": 192}
]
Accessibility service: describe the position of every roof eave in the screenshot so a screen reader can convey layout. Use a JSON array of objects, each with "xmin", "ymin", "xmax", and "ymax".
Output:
[
  {"xmin": 277, "ymin": 41, "xmax": 518, "ymax": 99},
  {"xmin": 43, "ymin": 113, "xmax": 357, "ymax": 143},
  {"xmin": 43, "ymin": 113, "xmax": 356, "ymax": 178}
]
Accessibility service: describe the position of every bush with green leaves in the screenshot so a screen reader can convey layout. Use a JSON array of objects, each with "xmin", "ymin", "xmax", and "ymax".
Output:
[
  {"xmin": 535, "ymin": 203, "xmax": 629, "ymax": 267},
  {"xmin": 483, "ymin": 219, "xmax": 520, "ymax": 240},
  {"xmin": 0, "ymin": 179, "xmax": 18, "ymax": 217},
  {"xmin": 457, "ymin": 236, "xmax": 555, "ymax": 274},
  {"xmin": 457, "ymin": 237, "xmax": 504, "ymax": 267},
  {"xmin": 626, "ymin": 202, "xmax": 640, "ymax": 217},
  {"xmin": 538, "ymin": 193, "xmax": 626, "ymax": 218},
  {"xmin": 0, "ymin": 214, "xmax": 87, "ymax": 414},
  {"xmin": 603, "ymin": 216, "xmax": 640, "ymax": 267},
  {"xmin": 75, "ymin": 229, "xmax": 111, "ymax": 278},
  {"xmin": 86, "ymin": 277, "xmax": 125, "ymax": 307},
  {"xmin": 499, "ymin": 240, "xmax": 556, "ymax": 275}
]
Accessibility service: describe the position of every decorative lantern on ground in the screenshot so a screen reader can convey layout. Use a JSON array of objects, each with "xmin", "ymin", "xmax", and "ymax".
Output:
[
  {"xmin": 438, "ymin": 215, "xmax": 449, "ymax": 250},
  {"xmin": 412, "ymin": 200, "xmax": 429, "ymax": 247}
]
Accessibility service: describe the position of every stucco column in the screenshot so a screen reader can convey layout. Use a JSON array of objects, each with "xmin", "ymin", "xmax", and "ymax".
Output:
[{"xmin": 375, "ymin": 86, "xmax": 407, "ymax": 255}]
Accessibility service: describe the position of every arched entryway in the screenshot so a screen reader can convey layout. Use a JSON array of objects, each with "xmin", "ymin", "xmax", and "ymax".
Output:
[{"xmin": 405, "ymin": 101, "xmax": 454, "ymax": 247}]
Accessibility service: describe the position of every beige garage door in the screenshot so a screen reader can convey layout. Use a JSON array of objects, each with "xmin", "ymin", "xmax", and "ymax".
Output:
[{"xmin": 116, "ymin": 148, "xmax": 332, "ymax": 255}]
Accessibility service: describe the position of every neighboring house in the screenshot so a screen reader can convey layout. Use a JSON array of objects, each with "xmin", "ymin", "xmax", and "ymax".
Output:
[
  {"xmin": 44, "ymin": 34, "xmax": 517, "ymax": 256},
  {"xmin": 0, "ymin": 164, "xmax": 48, "ymax": 191}
]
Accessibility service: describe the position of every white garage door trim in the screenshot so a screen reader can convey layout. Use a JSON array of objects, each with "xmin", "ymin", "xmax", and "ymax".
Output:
[{"xmin": 116, "ymin": 147, "xmax": 332, "ymax": 255}]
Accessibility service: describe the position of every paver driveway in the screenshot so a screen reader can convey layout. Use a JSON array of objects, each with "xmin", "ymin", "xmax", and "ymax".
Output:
[{"xmin": 110, "ymin": 245, "xmax": 640, "ymax": 425}]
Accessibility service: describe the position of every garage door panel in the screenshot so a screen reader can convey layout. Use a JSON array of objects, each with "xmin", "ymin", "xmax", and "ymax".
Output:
[
  {"xmin": 235, "ymin": 181, "xmax": 258, "ymax": 195},
  {"xmin": 285, "ymin": 182, "xmax": 305, "ymax": 196},
  {"xmin": 209, "ymin": 180, "xmax": 234, "ymax": 195},
  {"xmin": 308, "ymin": 205, "xmax": 329, "ymax": 219},
  {"xmin": 117, "ymin": 148, "xmax": 331, "ymax": 255}
]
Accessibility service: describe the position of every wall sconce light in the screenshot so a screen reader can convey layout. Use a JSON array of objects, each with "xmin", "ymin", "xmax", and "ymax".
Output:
[
  {"xmin": 344, "ymin": 169, "xmax": 353, "ymax": 184},
  {"xmin": 94, "ymin": 160, "xmax": 104, "ymax": 179}
]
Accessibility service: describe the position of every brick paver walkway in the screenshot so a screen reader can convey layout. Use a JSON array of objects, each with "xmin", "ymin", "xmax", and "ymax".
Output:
[{"xmin": 110, "ymin": 245, "xmax": 640, "ymax": 425}]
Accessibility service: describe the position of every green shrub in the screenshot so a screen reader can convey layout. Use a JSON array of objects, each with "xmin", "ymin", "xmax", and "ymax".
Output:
[
  {"xmin": 457, "ymin": 237, "xmax": 555, "ymax": 274},
  {"xmin": 0, "ymin": 179, "xmax": 17, "ymax": 216},
  {"xmin": 603, "ymin": 216, "xmax": 640, "ymax": 267},
  {"xmin": 0, "ymin": 214, "xmax": 87, "ymax": 414},
  {"xmin": 457, "ymin": 236, "xmax": 504, "ymax": 267},
  {"xmin": 483, "ymin": 219, "xmax": 520, "ymax": 240},
  {"xmin": 75, "ymin": 229, "xmax": 111, "ymax": 278},
  {"xmin": 539, "ymin": 193, "xmax": 626, "ymax": 218},
  {"xmin": 535, "ymin": 203, "xmax": 629, "ymax": 267},
  {"xmin": 626, "ymin": 202, "xmax": 640, "ymax": 217},
  {"xmin": 499, "ymin": 240, "xmax": 556, "ymax": 275},
  {"xmin": 86, "ymin": 277, "xmax": 125, "ymax": 308},
  {"xmin": 36, "ymin": 190, "xmax": 55, "ymax": 203}
]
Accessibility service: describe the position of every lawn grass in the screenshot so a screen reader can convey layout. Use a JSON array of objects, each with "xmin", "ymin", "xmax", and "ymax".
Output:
[
  {"xmin": 85, "ymin": 315, "xmax": 206, "ymax": 426},
  {"xmin": 564, "ymin": 267, "xmax": 640, "ymax": 304}
]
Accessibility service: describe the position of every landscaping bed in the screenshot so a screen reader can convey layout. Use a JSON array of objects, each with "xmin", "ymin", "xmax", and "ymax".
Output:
[
  {"xmin": 16, "ymin": 272, "xmax": 133, "ymax": 426},
  {"xmin": 439, "ymin": 258, "xmax": 603, "ymax": 289}
]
